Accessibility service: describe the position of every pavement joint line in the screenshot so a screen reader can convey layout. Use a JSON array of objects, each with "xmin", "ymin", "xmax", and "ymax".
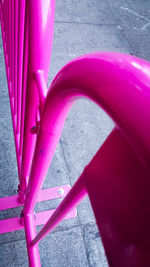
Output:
[
  {"xmin": 55, "ymin": 20, "xmax": 117, "ymax": 27},
  {"xmin": 59, "ymin": 138, "xmax": 72, "ymax": 177},
  {"xmin": 80, "ymin": 228, "xmax": 91, "ymax": 267},
  {"xmin": 120, "ymin": 7, "xmax": 150, "ymax": 22},
  {"xmin": 80, "ymin": 223, "xmax": 98, "ymax": 267},
  {"xmin": 59, "ymin": 138, "xmax": 82, "ymax": 225},
  {"xmin": 106, "ymin": 1, "xmax": 136, "ymax": 57},
  {"xmin": 0, "ymin": 222, "xmax": 96, "ymax": 246}
]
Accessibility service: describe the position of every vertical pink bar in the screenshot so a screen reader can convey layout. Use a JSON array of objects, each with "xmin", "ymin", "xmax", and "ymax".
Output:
[
  {"xmin": 0, "ymin": 0, "xmax": 21, "ymax": 180},
  {"xmin": 4, "ymin": 0, "xmax": 9, "ymax": 78},
  {"xmin": 17, "ymin": 0, "xmax": 25, "ymax": 139},
  {"xmin": 0, "ymin": 2, "xmax": 5, "ymax": 42},
  {"xmin": 18, "ymin": 4, "xmax": 29, "ymax": 201},
  {"xmin": 19, "ymin": 7, "xmax": 28, "ymax": 159},
  {"xmin": 3, "ymin": 1, "xmax": 6, "ymax": 48},
  {"xmin": 3, "ymin": 3, "xmax": 6, "ymax": 43},
  {"xmin": 8, "ymin": 0, "xmax": 12, "ymax": 95},
  {"xmin": 14, "ymin": 0, "xmax": 18, "ymax": 118},
  {"xmin": 0, "ymin": 3, "xmax": 1, "ymax": 24},
  {"xmin": 11, "ymin": 0, "xmax": 14, "ymax": 100},
  {"xmin": 19, "ymin": 0, "xmax": 55, "ymax": 201},
  {"xmin": 1, "ymin": 0, "xmax": 11, "ymax": 88},
  {"xmin": 24, "ymin": 214, "xmax": 41, "ymax": 267},
  {"xmin": 32, "ymin": 175, "xmax": 87, "ymax": 245},
  {"xmin": 3, "ymin": 0, "xmax": 8, "ymax": 69}
]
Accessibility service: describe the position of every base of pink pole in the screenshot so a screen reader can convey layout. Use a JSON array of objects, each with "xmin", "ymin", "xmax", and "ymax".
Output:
[{"xmin": 0, "ymin": 185, "xmax": 77, "ymax": 234}]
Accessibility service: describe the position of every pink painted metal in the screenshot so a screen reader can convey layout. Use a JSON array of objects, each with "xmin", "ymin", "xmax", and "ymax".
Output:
[
  {"xmin": 17, "ymin": 0, "xmax": 25, "ymax": 135},
  {"xmin": 0, "ymin": 205, "xmax": 76, "ymax": 234},
  {"xmin": 1, "ymin": 0, "xmax": 150, "ymax": 266},
  {"xmin": 30, "ymin": 53, "xmax": 150, "ymax": 266},
  {"xmin": 0, "ymin": 0, "xmax": 76, "ymax": 265},
  {"xmin": 0, "ymin": 185, "xmax": 72, "ymax": 211},
  {"xmin": 19, "ymin": 0, "xmax": 55, "ymax": 202}
]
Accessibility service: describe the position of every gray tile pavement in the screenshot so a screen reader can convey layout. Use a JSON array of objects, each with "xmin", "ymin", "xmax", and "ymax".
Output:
[
  {"xmin": 108, "ymin": 0, "xmax": 150, "ymax": 60},
  {"xmin": 39, "ymin": 227, "xmax": 89, "ymax": 267},
  {"xmin": 55, "ymin": 0, "xmax": 115, "ymax": 25},
  {"xmin": 82, "ymin": 223, "xmax": 108, "ymax": 267},
  {"xmin": 48, "ymin": 22, "xmax": 132, "ymax": 84},
  {"xmin": 0, "ymin": 0, "xmax": 150, "ymax": 266}
]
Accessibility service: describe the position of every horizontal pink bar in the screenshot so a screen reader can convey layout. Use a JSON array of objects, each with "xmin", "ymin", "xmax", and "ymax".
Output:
[
  {"xmin": 0, "ymin": 185, "xmax": 71, "ymax": 211},
  {"xmin": 36, "ymin": 207, "xmax": 77, "ymax": 227},
  {"xmin": 0, "ymin": 208, "xmax": 77, "ymax": 234}
]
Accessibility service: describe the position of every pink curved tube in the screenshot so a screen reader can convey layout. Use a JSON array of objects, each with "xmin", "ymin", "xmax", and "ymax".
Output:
[
  {"xmin": 41, "ymin": 52, "xmax": 150, "ymax": 165},
  {"xmin": 25, "ymin": 52, "xmax": 150, "ymax": 212},
  {"xmin": 23, "ymin": 53, "xmax": 150, "ymax": 266}
]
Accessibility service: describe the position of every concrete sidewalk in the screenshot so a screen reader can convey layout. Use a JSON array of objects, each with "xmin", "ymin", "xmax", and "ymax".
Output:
[{"xmin": 0, "ymin": 0, "xmax": 150, "ymax": 266}]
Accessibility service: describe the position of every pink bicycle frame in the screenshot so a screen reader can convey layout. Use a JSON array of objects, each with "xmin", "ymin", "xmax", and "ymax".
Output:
[{"xmin": 1, "ymin": 1, "xmax": 150, "ymax": 267}]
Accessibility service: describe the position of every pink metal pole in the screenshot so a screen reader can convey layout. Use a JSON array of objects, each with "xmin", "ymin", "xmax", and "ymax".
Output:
[
  {"xmin": 0, "ymin": 8, "xmax": 5, "ymax": 49},
  {"xmin": 0, "ymin": 0, "xmax": 20, "ymax": 178},
  {"xmin": 19, "ymin": 0, "xmax": 55, "ymax": 201},
  {"xmin": 11, "ymin": 0, "xmax": 15, "ymax": 108},
  {"xmin": 32, "ymin": 174, "xmax": 87, "ymax": 245},
  {"xmin": 17, "ymin": 0, "xmax": 25, "ymax": 136},
  {"xmin": 8, "ymin": 0, "xmax": 12, "ymax": 95},
  {"xmin": 14, "ymin": 0, "xmax": 18, "ymax": 117},
  {"xmin": 19, "ymin": 1, "xmax": 55, "ymax": 264},
  {"xmin": 25, "ymin": 52, "xmax": 150, "ymax": 245},
  {"xmin": 24, "ymin": 214, "xmax": 41, "ymax": 267},
  {"xmin": 4, "ymin": 0, "xmax": 9, "ymax": 78},
  {"xmin": 14, "ymin": 0, "xmax": 26, "ymax": 182},
  {"xmin": 3, "ymin": 0, "xmax": 8, "ymax": 64},
  {"xmin": 34, "ymin": 70, "xmax": 48, "ymax": 113},
  {"xmin": 2, "ymin": 2, "xmax": 7, "ymax": 62},
  {"xmin": 19, "ymin": 4, "xmax": 28, "ymax": 159},
  {"xmin": 0, "ymin": 0, "xmax": 10, "ymax": 90}
]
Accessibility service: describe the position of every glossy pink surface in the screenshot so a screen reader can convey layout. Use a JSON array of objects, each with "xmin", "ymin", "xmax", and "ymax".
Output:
[
  {"xmin": 1, "ymin": 0, "xmax": 150, "ymax": 266},
  {"xmin": 20, "ymin": 0, "xmax": 55, "ymax": 200},
  {"xmin": 0, "ymin": 202, "xmax": 76, "ymax": 234},
  {"xmin": 0, "ymin": 185, "xmax": 72, "ymax": 211},
  {"xmin": 30, "ymin": 53, "xmax": 150, "ymax": 266}
]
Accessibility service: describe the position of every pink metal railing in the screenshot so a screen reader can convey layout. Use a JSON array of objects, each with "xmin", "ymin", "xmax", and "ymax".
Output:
[
  {"xmin": 0, "ymin": 0, "xmax": 76, "ymax": 264},
  {"xmin": 1, "ymin": 1, "xmax": 150, "ymax": 266}
]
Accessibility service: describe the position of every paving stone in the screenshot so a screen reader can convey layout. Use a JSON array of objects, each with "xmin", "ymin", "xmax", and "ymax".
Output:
[
  {"xmin": 60, "ymin": 99, "xmax": 114, "ymax": 184},
  {"xmin": 82, "ymin": 223, "xmax": 108, "ymax": 267},
  {"xmin": 77, "ymin": 195, "xmax": 95, "ymax": 224},
  {"xmin": 124, "ymin": 27, "xmax": 150, "ymax": 61},
  {"xmin": 108, "ymin": 0, "xmax": 150, "ymax": 60},
  {"xmin": 0, "ymin": 230, "xmax": 25, "ymax": 246},
  {"xmin": 108, "ymin": 0, "xmax": 150, "ymax": 20},
  {"xmin": 43, "ymin": 141, "xmax": 71, "ymax": 189},
  {"xmin": 0, "ymin": 227, "xmax": 88, "ymax": 267},
  {"xmin": 0, "ymin": 61, "xmax": 8, "ymax": 97},
  {"xmin": 0, "ymin": 239, "xmax": 27, "ymax": 267},
  {"xmin": 39, "ymin": 226, "xmax": 88, "ymax": 267},
  {"xmin": 59, "ymin": 100, "xmax": 114, "ymax": 226},
  {"xmin": 48, "ymin": 22, "xmax": 132, "ymax": 84},
  {"xmin": 55, "ymin": 0, "xmax": 115, "ymax": 25},
  {"xmin": 0, "ymin": 97, "xmax": 18, "ymax": 197}
]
